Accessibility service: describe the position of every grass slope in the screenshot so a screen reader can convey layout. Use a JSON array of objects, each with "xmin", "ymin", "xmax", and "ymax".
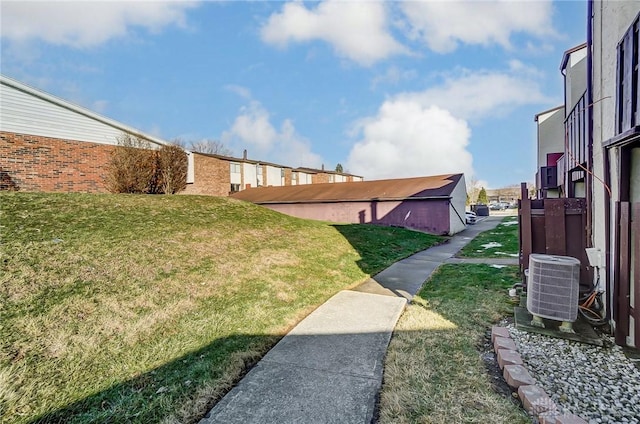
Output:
[
  {"xmin": 0, "ymin": 192, "xmax": 443, "ymax": 424},
  {"xmin": 378, "ymin": 264, "xmax": 528, "ymax": 424}
]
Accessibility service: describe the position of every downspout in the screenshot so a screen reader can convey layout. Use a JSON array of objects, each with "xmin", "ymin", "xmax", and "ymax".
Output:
[
  {"xmin": 592, "ymin": 0, "xmax": 612, "ymax": 323},
  {"xmin": 604, "ymin": 142, "xmax": 612, "ymax": 321},
  {"xmin": 586, "ymin": 0, "xmax": 594, "ymax": 248}
]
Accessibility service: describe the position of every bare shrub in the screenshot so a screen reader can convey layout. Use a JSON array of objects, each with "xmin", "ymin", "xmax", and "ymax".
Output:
[
  {"xmin": 107, "ymin": 134, "xmax": 188, "ymax": 194},
  {"xmin": 158, "ymin": 144, "xmax": 187, "ymax": 194},
  {"xmin": 106, "ymin": 134, "xmax": 159, "ymax": 194}
]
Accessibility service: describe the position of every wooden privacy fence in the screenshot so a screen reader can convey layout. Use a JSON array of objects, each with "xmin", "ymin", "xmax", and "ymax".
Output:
[
  {"xmin": 614, "ymin": 201, "xmax": 640, "ymax": 346},
  {"xmin": 519, "ymin": 195, "xmax": 592, "ymax": 292}
]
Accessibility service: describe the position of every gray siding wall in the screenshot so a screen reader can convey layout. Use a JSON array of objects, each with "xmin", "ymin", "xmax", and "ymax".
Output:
[
  {"xmin": 537, "ymin": 108, "xmax": 565, "ymax": 170},
  {"xmin": 2, "ymin": 82, "xmax": 128, "ymax": 146}
]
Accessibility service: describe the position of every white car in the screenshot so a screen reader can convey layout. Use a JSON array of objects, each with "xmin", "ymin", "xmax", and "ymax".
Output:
[{"xmin": 465, "ymin": 211, "xmax": 477, "ymax": 225}]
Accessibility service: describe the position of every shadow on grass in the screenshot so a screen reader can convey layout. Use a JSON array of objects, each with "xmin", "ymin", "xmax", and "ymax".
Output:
[
  {"xmin": 24, "ymin": 266, "xmax": 525, "ymax": 424},
  {"xmin": 26, "ymin": 333, "xmax": 279, "ymax": 424},
  {"xmin": 25, "ymin": 329, "xmax": 422, "ymax": 423},
  {"xmin": 331, "ymin": 223, "xmax": 444, "ymax": 276}
]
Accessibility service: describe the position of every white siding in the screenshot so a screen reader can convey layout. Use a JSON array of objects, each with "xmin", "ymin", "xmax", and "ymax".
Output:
[
  {"xmin": 230, "ymin": 162, "xmax": 242, "ymax": 185},
  {"xmin": 565, "ymin": 49, "xmax": 588, "ymax": 113},
  {"xmin": 242, "ymin": 163, "xmax": 257, "ymax": 189},
  {"xmin": 266, "ymin": 165, "xmax": 282, "ymax": 187},
  {"xmin": 0, "ymin": 79, "xmax": 169, "ymax": 148},
  {"xmin": 592, "ymin": 1, "xmax": 640, "ymax": 347},
  {"xmin": 536, "ymin": 108, "xmax": 565, "ymax": 170},
  {"xmin": 449, "ymin": 175, "xmax": 467, "ymax": 235},
  {"xmin": 299, "ymin": 172, "xmax": 312, "ymax": 185},
  {"xmin": 335, "ymin": 174, "xmax": 345, "ymax": 183}
]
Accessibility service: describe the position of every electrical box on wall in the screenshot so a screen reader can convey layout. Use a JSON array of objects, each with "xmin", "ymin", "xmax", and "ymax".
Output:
[{"xmin": 585, "ymin": 247, "xmax": 604, "ymax": 268}]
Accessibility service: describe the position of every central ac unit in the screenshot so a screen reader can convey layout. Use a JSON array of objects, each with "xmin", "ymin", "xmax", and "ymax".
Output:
[{"xmin": 526, "ymin": 254, "xmax": 581, "ymax": 333}]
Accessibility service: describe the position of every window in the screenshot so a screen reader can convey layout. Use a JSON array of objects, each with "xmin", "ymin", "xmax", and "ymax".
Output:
[
  {"xmin": 230, "ymin": 162, "xmax": 241, "ymax": 173},
  {"xmin": 329, "ymin": 174, "xmax": 334, "ymax": 183},
  {"xmin": 230, "ymin": 183, "xmax": 241, "ymax": 193},
  {"xmin": 292, "ymin": 172, "xmax": 298, "ymax": 180},
  {"xmin": 281, "ymin": 169, "xmax": 285, "ymax": 177},
  {"xmin": 257, "ymin": 166, "xmax": 263, "ymax": 175},
  {"xmin": 617, "ymin": 13, "xmax": 640, "ymax": 135}
]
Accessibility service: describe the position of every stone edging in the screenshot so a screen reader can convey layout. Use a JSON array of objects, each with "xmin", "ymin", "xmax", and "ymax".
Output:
[{"xmin": 492, "ymin": 326, "xmax": 588, "ymax": 424}]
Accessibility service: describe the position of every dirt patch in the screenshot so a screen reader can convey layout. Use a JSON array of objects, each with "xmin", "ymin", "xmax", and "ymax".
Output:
[{"xmin": 479, "ymin": 319, "xmax": 523, "ymax": 409}]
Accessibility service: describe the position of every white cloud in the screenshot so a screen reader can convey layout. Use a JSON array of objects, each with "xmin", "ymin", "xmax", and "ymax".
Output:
[
  {"xmin": 346, "ymin": 101, "xmax": 473, "ymax": 180},
  {"xmin": 260, "ymin": 0, "xmax": 408, "ymax": 66},
  {"xmin": 0, "ymin": 1, "xmax": 198, "ymax": 48},
  {"xmin": 394, "ymin": 68, "xmax": 551, "ymax": 121},
  {"xmin": 400, "ymin": 0, "xmax": 555, "ymax": 53},
  {"xmin": 222, "ymin": 101, "xmax": 323, "ymax": 168},
  {"xmin": 223, "ymin": 101, "xmax": 277, "ymax": 151},
  {"xmin": 371, "ymin": 66, "xmax": 417, "ymax": 88},
  {"xmin": 347, "ymin": 64, "xmax": 551, "ymax": 181},
  {"xmin": 91, "ymin": 100, "xmax": 109, "ymax": 114},
  {"xmin": 224, "ymin": 84, "xmax": 252, "ymax": 100}
]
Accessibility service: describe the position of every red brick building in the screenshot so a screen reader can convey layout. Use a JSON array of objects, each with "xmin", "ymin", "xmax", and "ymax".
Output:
[
  {"xmin": 0, "ymin": 75, "xmax": 185, "ymax": 193},
  {"xmin": 1, "ymin": 75, "xmax": 362, "ymax": 195}
]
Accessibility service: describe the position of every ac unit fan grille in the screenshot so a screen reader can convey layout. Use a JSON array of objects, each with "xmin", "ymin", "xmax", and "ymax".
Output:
[{"xmin": 527, "ymin": 254, "xmax": 580, "ymax": 322}]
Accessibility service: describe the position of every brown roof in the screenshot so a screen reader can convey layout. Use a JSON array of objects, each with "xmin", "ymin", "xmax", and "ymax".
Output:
[
  {"xmin": 193, "ymin": 152, "xmax": 291, "ymax": 169},
  {"xmin": 230, "ymin": 173, "xmax": 463, "ymax": 203}
]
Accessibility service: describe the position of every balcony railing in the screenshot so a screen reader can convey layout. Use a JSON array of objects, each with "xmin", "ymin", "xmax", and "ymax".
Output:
[{"xmin": 564, "ymin": 92, "xmax": 587, "ymax": 171}]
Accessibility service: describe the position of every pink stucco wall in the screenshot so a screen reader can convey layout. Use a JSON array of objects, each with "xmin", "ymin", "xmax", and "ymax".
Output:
[{"xmin": 263, "ymin": 199, "xmax": 452, "ymax": 235}]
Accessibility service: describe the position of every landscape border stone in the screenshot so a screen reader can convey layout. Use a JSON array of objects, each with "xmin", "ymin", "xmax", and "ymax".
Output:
[
  {"xmin": 496, "ymin": 348, "xmax": 523, "ymax": 369},
  {"xmin": 494, "ymin": 336, "xmax": 517, "ymax": 352},
  {"xmin": 492, "ymin": 326, "xmax": 588, "ymax": 424}
]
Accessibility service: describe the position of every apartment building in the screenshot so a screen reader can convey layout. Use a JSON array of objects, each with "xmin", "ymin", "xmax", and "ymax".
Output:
[{"xmin": 529, "ymin": 1, "xmax": 640, "ymax": 347}]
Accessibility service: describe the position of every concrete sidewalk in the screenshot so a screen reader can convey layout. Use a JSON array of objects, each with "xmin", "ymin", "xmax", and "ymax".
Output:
[
  {"xmin": 352, "ymin": 216, "xmax": 507, "ymax": 299},
  {"xmin": 200, "ymin": 217, "xmax": 506, "ymax": 424}
]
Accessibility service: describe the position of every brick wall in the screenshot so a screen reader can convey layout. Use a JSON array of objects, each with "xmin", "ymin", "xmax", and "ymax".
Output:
[
  {"xmin": 182, "ymin": 153, "xmax": 230, "ymax": 196},
  {"xmin": 283, "ymin": 168, "xmax": 292, "ymax": 186},
  {"xmin": 312, "ymin": 172, "xmax": 330, "ymax": 184},
  {"xmin": 1, "ymin": 131, "xmax": 114, "ymax": 192}
]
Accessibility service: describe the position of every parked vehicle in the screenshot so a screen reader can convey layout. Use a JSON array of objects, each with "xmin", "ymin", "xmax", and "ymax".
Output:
[
  {"xmin": 465, "ymin": 211, "xmax": 477, "ymax": 224},
  {"xmin": 490, "ymin": 202, "xmax": 510, "ymax": 210}
]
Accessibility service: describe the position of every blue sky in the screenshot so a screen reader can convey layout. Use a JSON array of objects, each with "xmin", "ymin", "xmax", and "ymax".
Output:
[{"xmin": 1, "ymin": 1, "xmax": 587, "ymax": 188}]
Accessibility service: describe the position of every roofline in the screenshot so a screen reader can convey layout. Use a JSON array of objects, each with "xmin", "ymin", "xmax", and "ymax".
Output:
[
  {"xmin": 193, "ymin": 151, "xmax": 291, "ymax": 168},
  {"xmin": 251, "ymin": 195, "xmax": 452, "ymax": 205},
  {"xmin": 560, "ymin": 42, "xmax": 587, "ymax": 72},
  {"xmin": 192, "ymin": 153, "xmax": 363, "ymax": 177},
  {"xmin": 294, "ymin": 167, "xmax": 363, "ymax": 178},
  {"xmin": 0, "ymin": 74, "xmax": 173, "ymax": 148},
  {"xmin": 534, "ymin": 105, "xmax": 564, "ymax": 121}
]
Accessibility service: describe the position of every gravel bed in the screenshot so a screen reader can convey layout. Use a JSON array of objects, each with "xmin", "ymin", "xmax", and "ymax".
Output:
[{"xmin": 507, "ymin": 324, "xmax": 640, "ymax": 423}]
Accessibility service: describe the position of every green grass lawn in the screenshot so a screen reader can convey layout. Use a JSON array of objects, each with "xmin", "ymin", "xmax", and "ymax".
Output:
[
  {"xmin": 0, "ymin": 192, "xmax": 443, "ymax": 424},
  {"xmin": 458, "ymin": 216, "xmax": 519, "ymax": 258},
  {"xmin": 378, "ymin": 264, "xmax": 528, "ymax": 424}
]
